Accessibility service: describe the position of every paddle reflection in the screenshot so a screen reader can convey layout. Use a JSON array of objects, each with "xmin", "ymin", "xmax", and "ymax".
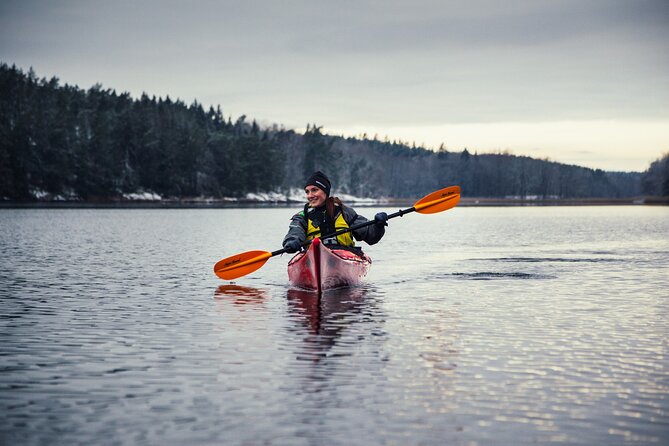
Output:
[
  {"xmin": 286, "ymin": 287, "xmax": 369, "ymax": 362},
  {"xmin": 213, "ymin": 284, "xmax": 268, "ymax": 306}
]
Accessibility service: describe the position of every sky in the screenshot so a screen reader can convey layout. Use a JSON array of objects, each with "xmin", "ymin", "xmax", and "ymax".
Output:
[{"xmin": 1, "ymin": 0, "xmax": 668, "ymax": 172}]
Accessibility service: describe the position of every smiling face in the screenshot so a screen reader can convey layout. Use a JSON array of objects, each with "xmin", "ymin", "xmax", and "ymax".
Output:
[{"xmin": 305, "ymin": 185, "xmax": 327, "ymax": 208}]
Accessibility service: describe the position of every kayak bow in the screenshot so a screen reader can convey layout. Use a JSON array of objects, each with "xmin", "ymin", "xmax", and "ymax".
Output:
[{"xmin": 287, "ymin": 238, "xmax": 371, "ymax": 292}]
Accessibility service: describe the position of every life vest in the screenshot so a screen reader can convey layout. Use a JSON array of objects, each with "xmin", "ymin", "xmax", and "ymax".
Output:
[{"xmin": 304, "ymin": 206, "xmax": 355, "ymax": 247}]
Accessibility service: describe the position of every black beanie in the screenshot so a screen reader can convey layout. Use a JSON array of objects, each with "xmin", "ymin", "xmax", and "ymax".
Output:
[{"xmin": 304, "ymin": 171, "xmax": 331, "ymax": 196}]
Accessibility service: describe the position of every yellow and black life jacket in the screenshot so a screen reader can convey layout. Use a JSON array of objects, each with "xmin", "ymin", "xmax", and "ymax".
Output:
[{"xmin": 304, "ymin": 206, "xmax": 355, "ymax": 247}]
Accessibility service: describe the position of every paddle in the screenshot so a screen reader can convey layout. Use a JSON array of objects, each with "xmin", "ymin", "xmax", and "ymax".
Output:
[{"xmin": 214, "ymin": 185, "xmax": 460, "ymax": 280}]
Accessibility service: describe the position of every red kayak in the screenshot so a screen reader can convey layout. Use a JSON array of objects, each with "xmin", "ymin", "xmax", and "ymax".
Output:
[{"xmin": 287, "ymin": 238, "xmax": 371, "ymax": 292}]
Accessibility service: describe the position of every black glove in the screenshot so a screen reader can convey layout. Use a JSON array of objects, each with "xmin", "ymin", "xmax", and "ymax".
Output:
[
  {"xmin": 283, "ymin": 239, "xmax": 302, "ymax": 253},
  {"xmin": 374, "ymin": 212, "xmax": 388, "ymax": 226}
]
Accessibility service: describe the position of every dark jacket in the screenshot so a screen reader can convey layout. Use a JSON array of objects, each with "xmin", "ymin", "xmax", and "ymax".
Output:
[{"xmin": 283, "ymin": 203, "xmax": 385, "ymax": 248}]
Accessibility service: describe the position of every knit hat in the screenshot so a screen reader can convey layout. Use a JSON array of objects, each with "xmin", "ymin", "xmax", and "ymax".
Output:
[{"xmin": 304, "ymin": 171, "xmax": 331, "ymax": 196}]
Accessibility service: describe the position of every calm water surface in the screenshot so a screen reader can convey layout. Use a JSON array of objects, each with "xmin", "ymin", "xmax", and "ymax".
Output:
[{"xmin": 1, "ymin": 206, "xmax": 668, "ymax": 445}]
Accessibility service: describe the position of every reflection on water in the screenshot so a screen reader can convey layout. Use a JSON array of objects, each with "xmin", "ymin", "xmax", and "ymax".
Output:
[
  {"xmin": 286, "ymin": 287, "xmax": 369, "ymax": 362},
  {"xmin": 214, "ymin": 284, "xmax": 269, "ymax": 305},
  {"xmin": 284, "ymin": 287, "xmax": 378, "ymax": 402},
  {"xmin": 214, "ymin": 284, "xmax": 374, "ymax": 363}
]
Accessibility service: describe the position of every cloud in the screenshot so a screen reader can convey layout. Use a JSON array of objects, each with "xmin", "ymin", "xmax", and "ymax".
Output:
[{"xmin": 1, "ymin": 0, "xmax": 668, "ymax": 170}]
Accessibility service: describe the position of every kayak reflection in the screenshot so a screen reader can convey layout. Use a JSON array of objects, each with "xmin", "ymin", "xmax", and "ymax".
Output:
[{"xmin": 286, "ymin": 287, "xmax": 370, "ymax": 362}]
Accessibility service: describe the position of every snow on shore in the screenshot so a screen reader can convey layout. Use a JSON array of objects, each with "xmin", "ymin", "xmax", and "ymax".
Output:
[
  {"xmin": 245, "ymin": 188, "xmax": 387, "ymax": 204},
  {"xmin": 23, "ymin": 187, "xmax": 386, "ymax": 204},
  {"xmin": 123, "ymin": 191, "xmax": 162, "ymax": 201}
]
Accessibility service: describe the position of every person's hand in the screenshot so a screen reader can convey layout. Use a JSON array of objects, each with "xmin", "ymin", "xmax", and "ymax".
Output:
[
  {"xmin": 283, "ymin": 239, "xmax": 302, "ymax": 253},
  {"xmin": 374, "ymin": 212, "xmax": 388, "ymax": 226}
]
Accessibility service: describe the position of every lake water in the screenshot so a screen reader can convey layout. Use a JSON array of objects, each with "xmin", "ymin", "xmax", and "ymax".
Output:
[{"xmin": 1, "ymin": 205, "xmax": 668, "ymax": 445}]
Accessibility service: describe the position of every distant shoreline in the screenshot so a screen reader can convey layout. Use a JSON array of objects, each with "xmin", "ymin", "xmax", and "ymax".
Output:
[{"xmin": 1, "ymin": 196, "xmax": 667, "ymax": 209}]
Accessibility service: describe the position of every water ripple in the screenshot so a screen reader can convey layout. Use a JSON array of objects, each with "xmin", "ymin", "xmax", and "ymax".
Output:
[
  {"xmin": 471, "ymin": 257, "xmax": 624, "ymax": 263},
  {"xmin": 449, "ymin": 271, "xmax": 556, "ymax": 280}
]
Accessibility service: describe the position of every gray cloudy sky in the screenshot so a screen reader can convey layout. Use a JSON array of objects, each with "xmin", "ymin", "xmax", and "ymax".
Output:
[{"xmin": 1, "ymin": 0, "xmax": 668, "ymax": 171}]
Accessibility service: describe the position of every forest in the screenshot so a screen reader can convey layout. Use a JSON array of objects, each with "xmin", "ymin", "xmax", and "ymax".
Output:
[{"xmin": 1, "ymin": 63, "xmax": 664, "ymax": 203}]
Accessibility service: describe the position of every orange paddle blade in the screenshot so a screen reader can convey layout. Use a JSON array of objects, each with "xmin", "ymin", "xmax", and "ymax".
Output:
[
  {"xmin": 414, "ymin": 185, "xmax": 461, "ymax": 214},
  {"xmin": 214, "ymin": 250, "xmax": 272, "ymax": 280}
]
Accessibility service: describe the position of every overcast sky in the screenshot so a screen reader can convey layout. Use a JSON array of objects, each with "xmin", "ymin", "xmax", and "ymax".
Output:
[{"xmin": 1, "ymin": 0, "xmax": 668, "ymax": 171}]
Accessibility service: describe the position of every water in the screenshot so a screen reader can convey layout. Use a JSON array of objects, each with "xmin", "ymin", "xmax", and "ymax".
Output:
[{"xmin": 1, "ymin": 206, "xmax": 668, "ymax": 445}]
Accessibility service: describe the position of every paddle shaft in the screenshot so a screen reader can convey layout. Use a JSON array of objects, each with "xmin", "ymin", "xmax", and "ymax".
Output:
[
  {"xmin": 271, "ymin": 205, "xmax": 418, "ymax": 257},
  {"xmin": 316, "ymin": 205, "xmax": 415, "ymax": 242}
]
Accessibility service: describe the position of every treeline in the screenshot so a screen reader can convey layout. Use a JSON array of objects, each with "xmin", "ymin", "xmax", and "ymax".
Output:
[
  {"xmin": 0, "ymin": 63, "xmax": 655, "ymax": 202},
  {"xmin": 319, "ymin": 137, "xmax": 640, "ymax": 199},
  {"xmin": 0, "ymin": 63, "xmax": 284, "ymax": 200},
  {"xmin": 641, "ymin": 153, "xmax": 669, "ymax": 196}
]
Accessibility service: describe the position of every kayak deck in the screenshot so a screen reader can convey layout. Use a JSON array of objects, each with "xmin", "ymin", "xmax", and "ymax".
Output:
[{"xmin": 287, "ymin": 238, "xmax": 371, "ymax": 292}]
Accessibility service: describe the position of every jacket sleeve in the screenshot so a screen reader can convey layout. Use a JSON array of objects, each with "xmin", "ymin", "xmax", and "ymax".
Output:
[
  {"xmin": 343, "ymin": 206, "xmax": 385, "ymax": 245},
  {"xmin": 283, "ymin": 212, "xmax": 307, "ymax": 247}
]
